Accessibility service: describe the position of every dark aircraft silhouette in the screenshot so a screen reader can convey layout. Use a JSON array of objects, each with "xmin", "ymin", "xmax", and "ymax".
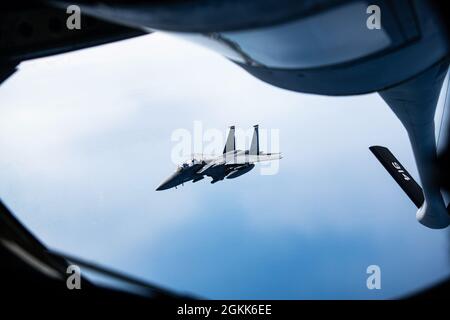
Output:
[{"xmin": 156, "ymin": 125, "xmax": 282, "ymax": 190}]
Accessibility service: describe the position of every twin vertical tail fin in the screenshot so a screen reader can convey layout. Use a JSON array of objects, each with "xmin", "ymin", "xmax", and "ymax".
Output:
[
  {"xmin": 369, "ymin": 146, "xmax": 424, "ymax": 208},
  {"xmin": 224, "ymin": 125, "xmax": 260, "ymax": 155},
  {"xmin": 250, "ymin": 125, "xmax": 260, "ymax": 155},
  {"xmin": 223, "ymin": 126, "xmax": 236, "ymax": 154}
]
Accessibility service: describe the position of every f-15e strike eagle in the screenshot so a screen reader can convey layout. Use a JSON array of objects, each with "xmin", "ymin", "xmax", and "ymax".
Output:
[
  {"xmin": 156, "ymin": 125, "xmax": 282, "ymax": 190},
  {"xmin": 1, "ymin": 1, "xmax": 449, "ymax": 230}
]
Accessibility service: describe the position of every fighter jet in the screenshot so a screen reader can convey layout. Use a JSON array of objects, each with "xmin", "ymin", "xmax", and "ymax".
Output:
[
  {"xmin": 1, "ymin": 1, "xmax": 449, "ymax": 229},
  {"xmin": 156, "ymin": 125, "xmax": 282, "ymax": 190}
]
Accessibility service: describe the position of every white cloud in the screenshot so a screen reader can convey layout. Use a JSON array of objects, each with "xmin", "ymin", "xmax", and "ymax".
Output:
[{"xmin": 0, "ymin": 32, "xmax": 448, "ymax": 297}]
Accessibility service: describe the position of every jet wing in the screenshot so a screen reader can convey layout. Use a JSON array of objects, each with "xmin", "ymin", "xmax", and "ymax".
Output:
[
  {"xmin": 197, "ymin": 160, "xmax": 225, "ymax": 174},
  {"xmin": 225, "ymin": 153, "xmax": 282, "ymax": 164}
]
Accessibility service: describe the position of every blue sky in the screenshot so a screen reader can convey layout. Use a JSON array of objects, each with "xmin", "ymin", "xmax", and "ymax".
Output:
[{"xmin": 0, "ymin": 33, "xmax": 449, "ymax": 299}]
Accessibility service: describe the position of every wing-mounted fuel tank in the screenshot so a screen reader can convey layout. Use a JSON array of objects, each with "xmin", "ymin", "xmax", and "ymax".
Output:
[{"xmin": 226, "ymin": 164, "xmax": 255, "ymax": 179}]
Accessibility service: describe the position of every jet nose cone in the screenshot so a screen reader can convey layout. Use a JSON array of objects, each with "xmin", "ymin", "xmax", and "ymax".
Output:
[
  {"xmin": 156, "ymin": 180, "xmax": 171, "ymax": 191},
  {"xmin": 156, "ymin": 172, "xmax": 181, "ymax": 191},
  {"xmin": 155, "ymin": 184, "xmax": 166, "ymax": 191}
]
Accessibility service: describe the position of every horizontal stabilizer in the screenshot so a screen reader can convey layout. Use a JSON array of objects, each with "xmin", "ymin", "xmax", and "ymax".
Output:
[{"xmin": 369, "ymin": 146, "xmax": 424, "ymax": 208}]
